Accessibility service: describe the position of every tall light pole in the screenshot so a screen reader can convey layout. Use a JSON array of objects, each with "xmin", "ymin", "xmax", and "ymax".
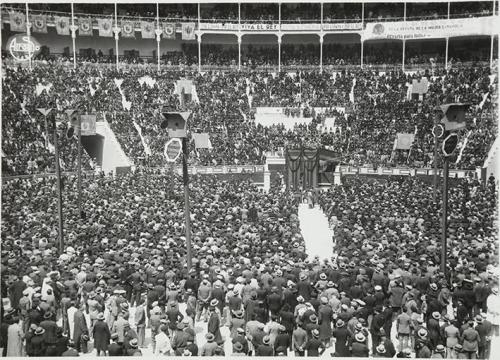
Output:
[
  {"xmin": 162, "ymin": 112, "xmax": 193, "ymax": 270},
  {"xmin": 53, "ymin": 114, "xmax": 65, "ymax": 252}
]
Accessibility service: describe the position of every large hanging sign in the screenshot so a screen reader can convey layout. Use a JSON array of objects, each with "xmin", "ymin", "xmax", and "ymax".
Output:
[
  {"xmin": 6, "ymin": 34, "xmax": 41, "ymax": 62},
  {"xmin": 362, "ymin": 16, "xmax": 495, "ymax": 41}
]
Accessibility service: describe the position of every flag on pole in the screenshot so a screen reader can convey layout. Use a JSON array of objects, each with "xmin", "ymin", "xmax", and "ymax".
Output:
[
  {"xmin": 479, "ymin": 92, "xmax": 489, "ymax": 110},
  {"xmin": 121, "ymin": 20, "xmax": 135, "ymax": 38},
  {"xmin": 9, "ymin": 12, "xmax": 26, "ymax": 32},
  {"xmin": 181, "ymin": 22, "xmax": 196, "ymax": 40},
  {"xmin": 349, "ymin": 78, "xmax": 356, "ymax": 104},
  {"xmin": 55, "ymin": 16, "xmax": 70, "ymax": 35},
  {"xmin": 78, "ymin": 17, "xmax": 93, "ymax": 36},
  {"xmin": 97, "ymin": 18, "xmax": 113, "ymax": 37},
  {"xmin": 36, "ymin": 83, "xmax": 53, "ymax": 96},
  {"xmin": 192, "ymin": 133, "xmax": 212, "ymax": 149},
  {"xmin": 163, "ymin": 23, "xmax": 176, "ymax": 39},
  {"xmin": 393, "ymin": 133, "xmax": 415, "ymax": 150},
  {"xmin": 114, "ymin": 78, "xmax": 124, "ymax": 89},
  {"xmin": 80, "ymin": 115, "xmax": 97, "ymax": 136},
  {"xmin": 32, "ymin": 14, "xmax": 48, "ymax": 33},
  {"xmin": 141, "ymin": 21, "xmax": 155, "ymax": 39}
]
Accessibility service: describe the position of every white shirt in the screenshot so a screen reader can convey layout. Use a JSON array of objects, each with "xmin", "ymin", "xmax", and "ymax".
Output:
[
  {"xmin": 67, "ymin": 306, "xmax": 77, "ymax": 338},
  {"xmin": 155, "ymin": 332, "xmax": 172, "ymax": 355},
  {"xmin": 487, "ymin": 293, "xmax": 500, "ymax": 325}
]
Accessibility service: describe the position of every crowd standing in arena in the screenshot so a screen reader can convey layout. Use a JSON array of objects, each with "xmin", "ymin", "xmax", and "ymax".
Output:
[
  {"xmin": 1, "ymin": 2, "xmax": 498, "ymax": 358},
  {"xmin": 1, "ymin": 169, "xmax": 498, "ymax": 357}
]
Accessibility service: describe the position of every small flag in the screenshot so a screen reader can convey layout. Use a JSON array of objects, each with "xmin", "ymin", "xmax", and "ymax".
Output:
[
  {"xmin": 9, "ymin": 12, "xmax": 26, "ymax": 32},
  {"xmin": 36, "ymin": 83, "xmax": 53, "ymax": 96},
  {"xmin": 192, "ymin": 133, "xmax": 212, "ymax": 149},
  {"xmin": 411, "ymin": 77, "xmax": 429, "ymax": 95},
  {"xmin": 97, "ymin": 18, "xmax": 113, "ymax": 37},
  {"xmin": 163, "ymin": 23, "xmax": 176, "ymax": 39},
  {"xmin": 88, "ymin": 81, "xmax": 96, "ymax": 96},
  {"xmin": 80, "ymin": 115, "xmax": 97, "ymax": 136},
  {"xmin": 479, "ymin": 92, "xmax": 489, "ymax": 110},
  {"xmin": 78, "ymin": 17, "xmax": 93, "ymax": 36},
  {"xmin": 114, "ymin": 78, "xmax": 124, "ymax": 89},
  {"xmin": 32, "ymin": 14, "xmax": 47, "ymax": 33},
  {"xmin": 181, "ymin": 22, "xmax": 196, "ymax": 40},
  {"xmin": 55, "ymin": 16, "xmax": 70, "ymax": 35},
  {"xmin": 141, "ymin": 21, "xmax": 155, "ymax": 39},
  {"xmin": 121, "ymin": 20, "xmax": 135, "ymax": 38},
  {"xmin": 393, "ymin": 133, "xmax": 415, "ymax": 150}
]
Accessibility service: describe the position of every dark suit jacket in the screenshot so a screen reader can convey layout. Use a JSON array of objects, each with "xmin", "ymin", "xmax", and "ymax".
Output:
[
  {"xmin": 108, "ymin": 342, "xmax": 123, "ymax": 356},
  {"xmin": 256, "ymin": 344, "xmax": 274, "ymax": 356}
]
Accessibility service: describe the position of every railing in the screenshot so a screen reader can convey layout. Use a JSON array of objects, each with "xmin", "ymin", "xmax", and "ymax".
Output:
[
  {"xmin": 2, "ymin": 58, "xmax": 491, "ymax": 73},
  {"xmin": 1, "ymin": 5, "xmax": 495, "ymax": 28}
]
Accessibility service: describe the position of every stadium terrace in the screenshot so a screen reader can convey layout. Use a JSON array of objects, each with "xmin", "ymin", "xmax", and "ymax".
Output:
[{"xmin": 0, "ymin": 1, "xmax": 499, "ymax": 359}]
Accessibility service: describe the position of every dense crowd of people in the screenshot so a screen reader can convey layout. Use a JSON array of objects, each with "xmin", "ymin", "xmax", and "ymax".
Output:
[
  {"xmin": 1, "ymin": 61, "xmax": 497, "ymax": 175},
  {"xmin": 0, "ymin": 171, "xmax": 498, "ymax": 357},
  {"xmin": 4, "ymin": 2, "xmax": 496, "ymax": 23}
]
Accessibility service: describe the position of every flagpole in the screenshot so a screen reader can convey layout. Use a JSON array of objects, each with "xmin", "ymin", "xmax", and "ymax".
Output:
[
  {"xmin": 71, "ymin": 3, "xmax": 76, "ymax": 69},
  {"xmin": 114, "ymin": 3, "xmax": 119, "ymax": 70},
  {"xmin": 156, "ymin": 2, "xmax": 161, "ymax": 73},
  {"xmin": 25, "ymin": 3, "xmax": 32, "ymax": 70},
  {"xmin": 490, "ymin": 0, "xmax": 496, "ymax": 69}
]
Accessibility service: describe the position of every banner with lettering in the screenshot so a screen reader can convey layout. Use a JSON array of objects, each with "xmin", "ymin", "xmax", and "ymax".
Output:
[
  {"xmin": 9, "ymin": 12, "xmax": 26, "ymax": 32},
  {"xmin": 55, "ymin": 16, "xmax": 70, "ymax": 35},
  {"xmin": 322, "ymin": 22, "xmax": 363, "ymax": 31},
  {"xmin": 121, "ymin": 20, "xmax": 135, "ymax": 38},
  {"xmin": 78, "ymin": 17, "xmax": 93, "ymax": 36},
  {"xmin": 163, "ymin": 23, "xmax": 176, "ymax": 39},
  {"xmin": 181, "ymin": 22, "xmax": 196, "ymax": 40},
  {"xmin": 141, "ymin": 21, "xmax": 155, "ymax": 39},
  {"xmin": 363, "ymin": 16, "xmax": 495, "ymax": 41},
  {"xmin": 32, "ymin": 14, "xmax": 48, "ymax": 33},
  {"xmin": 97, "ymin": 18, "xmax": 113, "ymax": 37}
]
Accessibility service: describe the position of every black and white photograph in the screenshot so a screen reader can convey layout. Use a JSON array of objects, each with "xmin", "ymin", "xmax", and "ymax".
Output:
[{"xmin": 0, "ymin": 0, "xmax": 499, "ymax": 358}]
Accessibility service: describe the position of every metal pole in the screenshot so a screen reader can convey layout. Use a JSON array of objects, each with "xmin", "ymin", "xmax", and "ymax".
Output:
[
  {"xmin": 360, "ymin": 40, "xmax": 364, "ymax": 68},
  {"xmin": 71, "ymin": 3, "xmax": 76, "ymax": 69},
  {"xmin": 445, "ymin": 37, "xmax": 449, "ymax": 70},
  {"xmin": 25, "ymin": 3, "xmax": 32, "ymax": 70},
  {"xmin": 238, "ymin": 35, "xmax": 242, "ymax": 70},
  {"xmin": 278, "ymin": 2, "xmax": 281, "ymax": 28},
  {"xmin": 198, "ymin": 35, "xmax": 201, "ymax": 73},
  {"xmin": 403, "ymin": 2, "xmax": 406, "ymax": 71},
  {"xmin": 441, "ymin": 157, "xmax": 449, "ymax": 276},
  {"xmin": 198, "ymin": 2, "xmax": 201, "ymax": 31},
  {"xmin": 278, "ymin": 35, "xmax": 281, "ymax": 72},
  {"xmin": 402, "ymin": 40, "xmax": 406, "ymax": 71},
  {"xmin": 115, "ymin": 3, "xmax": 119, "ymax": 70},
  {"xmin": 321, "ymin": 2, "xmax": 323, "ymax": 26},
  {"xmin": 319, "ymin": 36, "xmax": 323, "ymax": 72},
  {"xmin": 361, "ymin": 2, "xmax": 364, "ymax": 69},
  {"xmin": 77, "ymin": 114, "xmax": 82, "ymax": 220},
  {"xmin": 53, "ymin": 117, "xmax": 64, "ymax": 252},
  {"xmin": 433, "ymin": 123, "xmax": 439, "ymax": 202},
  {"xmin": 490, "ymin": 0, "xmax": 495, "ymax": 69},
  {"xmin": 446, "ymin": 0, "xmax": 450, "ymax": 72},
  {"xmin": 157, "ymin": 2, "xmax": 161, "ymax": 73},
  {"xmin": 182, "ymin": 137, "xmax": 193, "ymax": 270}
]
